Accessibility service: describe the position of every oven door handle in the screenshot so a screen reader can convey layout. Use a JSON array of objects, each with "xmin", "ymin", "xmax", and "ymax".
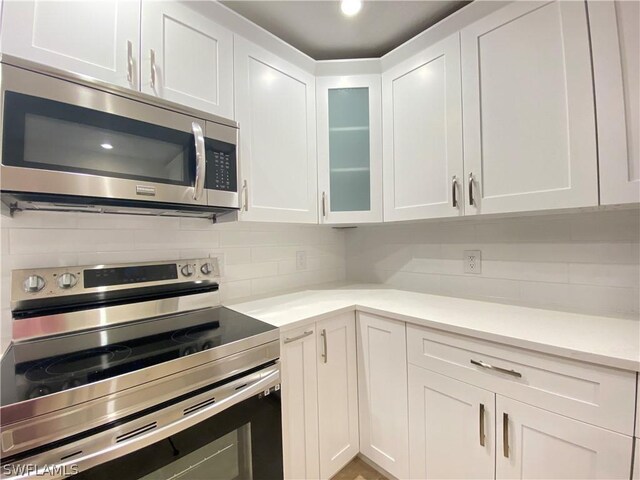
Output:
[
  {"xmin": 3, "ymin": 365, "xmax": 280, "ymax": 480},
  {"xmin": 192, "ymin": 121, "xmax": 206, "ymax": 201}
]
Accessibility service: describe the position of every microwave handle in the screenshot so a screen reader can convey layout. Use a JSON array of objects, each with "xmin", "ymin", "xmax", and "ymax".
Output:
[{"xmin": 191, "ymin": 122, "xmax": 206, "ymax": 201}]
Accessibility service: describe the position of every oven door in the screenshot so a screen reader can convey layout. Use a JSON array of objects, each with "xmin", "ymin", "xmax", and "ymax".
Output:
[
  {"xmin": 0, "ymin": 63, "xmax": 213, "ymax": 207},
  {"xmin": 1, "ymin": 364, "xmax": 282, "ymax": 480}
]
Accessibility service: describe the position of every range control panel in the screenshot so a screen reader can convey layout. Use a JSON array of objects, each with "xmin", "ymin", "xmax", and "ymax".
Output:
[{"xmin": 11, "ymin": 258, "xmax": 220, "ymax": 306}]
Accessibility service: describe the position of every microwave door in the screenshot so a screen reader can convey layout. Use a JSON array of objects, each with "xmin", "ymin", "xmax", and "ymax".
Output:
[{"xmin": 0, "ymin": 64, "xmax": 207, "ymax": 206}]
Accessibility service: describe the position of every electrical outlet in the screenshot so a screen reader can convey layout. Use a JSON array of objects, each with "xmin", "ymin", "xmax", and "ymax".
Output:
[
  {"xmin": 296, "ymin": 251, "xmax": 307, "ymax": 271},
  {"xmin": 464, "ymin": 250, "xmax": 482, "ymax": 274}
]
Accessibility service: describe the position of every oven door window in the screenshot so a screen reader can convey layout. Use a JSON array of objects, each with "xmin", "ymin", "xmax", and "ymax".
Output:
[
  {"xmin": 2, "ymin": 91, "xmax": 196, "ymax": 187},
  {"xmin": 75, "ymin": 393, "xmax": 282, "ymax": 480}
]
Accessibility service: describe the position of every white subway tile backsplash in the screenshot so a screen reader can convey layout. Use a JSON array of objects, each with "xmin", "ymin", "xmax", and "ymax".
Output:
[
  {"xmin": 1, "ymin": 213, "xmax": 347, "ymax": 350},
  {"xmin": 1, "ymin": 207, "xmax": 637, "ymax": 354},
  {"xmin": 10, "ymin": 229, "xmax": 136, "ymax": 254},
  {"xmin": 568, "ymin": 263, "xmax": 640, "ymax": 288},
  {"xmin": 347, "ymin": 209, "xmax": 640, "ymax": 318}
]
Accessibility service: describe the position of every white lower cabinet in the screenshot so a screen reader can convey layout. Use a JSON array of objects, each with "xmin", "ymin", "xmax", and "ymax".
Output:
[
  {"xmin": 408, "ymin": 366, "xmax": 495, "ymax": 479},
  {"xmin": 633, "ymin": 439, "xmax": 639, "ymax": 480},
  {"xmin": 280, "ymin": 313, "xmax": 358, "ymax": 480},
  {"xmin": 497, "ymin": 396, "xmax": 633, "ymax": 479},
  {"xmin": 356, "ymin": 313, "xmax": 409, "ymax": 479},
  {"xmin": 283, "ymin": 313, "xmax": 636, "ymax": 480},
  {"xmin": 280, "ymin": 325, "xmax": 320, "ymax": 480},
  {"xmin": 317, "ymin": 314, "xmax": 359, "ymax": 479}
]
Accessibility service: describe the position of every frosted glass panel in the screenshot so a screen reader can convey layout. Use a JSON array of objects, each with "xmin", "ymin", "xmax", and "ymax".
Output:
[{"xmin": 328, "ymin": 87, "xmax": 370, "ymax": 212}]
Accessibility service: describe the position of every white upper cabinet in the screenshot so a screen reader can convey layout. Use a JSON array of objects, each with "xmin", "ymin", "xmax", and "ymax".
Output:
[
  {"xmin": 382, "ymin": 34, "xmax": 463, "ymax": 222},
  {"xmin": 461, "ymin": 1, "xmax": 598, "ymax": 215},
  {"xmin": 589, "ymin": 0, "xmax": 640, "ymax": 205},
  {"xmin": 316, "ymin": 75, "xmax": 382, "ymax": 224},
  {"xmin": 496, "ymin": 396, "xmax": 632, "ymax": 479},
  {"xmin": 409, "ymin": 366, "xmax": 495, "ymax": 480},
  {"xmin": 140, "ymin": 1, "xmax": 233, "ymax": 118},
  {"xmin": 1, "ymin": 0, "xmax": 140, "ymax": 89},
  {"xmin": 234, "ymin": 36, "xmax": 318, "ymax": 223}
]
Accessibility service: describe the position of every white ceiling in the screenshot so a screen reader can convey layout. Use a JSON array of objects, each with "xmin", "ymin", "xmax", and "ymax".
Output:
[{"xmin": 221, "ymin": 1, "xmax": 471, "ymax": 60}]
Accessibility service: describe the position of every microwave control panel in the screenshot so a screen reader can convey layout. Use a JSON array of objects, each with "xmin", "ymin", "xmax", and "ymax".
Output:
[{"xmin": 206, "ymin": 139, "xmax": 237, "ymax": 192}]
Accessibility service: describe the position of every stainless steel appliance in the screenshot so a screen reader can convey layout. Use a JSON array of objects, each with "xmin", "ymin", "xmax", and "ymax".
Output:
[
  {"xmin": 0, "ymin": 258, "xmax": 282, "ymax": 479},
  {"xmin": 0, "ymin": 56, "xmax": 239, "ymax": 220}
]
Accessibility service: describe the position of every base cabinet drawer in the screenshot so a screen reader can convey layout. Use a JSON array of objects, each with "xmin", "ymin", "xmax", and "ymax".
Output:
[
  {"xmin": 497, "ymin": 396, "xmax": 633, "ymax": 479},
  {"xmin": 407, "ymin": 324, "xmax": 636, "ymax": 435}
]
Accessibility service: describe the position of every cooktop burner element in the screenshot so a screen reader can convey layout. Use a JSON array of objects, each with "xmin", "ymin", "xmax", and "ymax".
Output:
[{"xmin": 1, "ymin": 308, "xmax": 272, "ymax": 406}]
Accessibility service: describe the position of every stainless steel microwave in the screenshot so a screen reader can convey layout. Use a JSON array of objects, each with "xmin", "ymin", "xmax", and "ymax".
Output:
[{"xmin": 0, "ymin": 57, "xmax": 239, "ymax": 220}]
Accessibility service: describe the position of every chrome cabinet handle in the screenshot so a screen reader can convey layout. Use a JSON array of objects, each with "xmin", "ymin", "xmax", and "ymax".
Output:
[
  {"xmin": 284, "ymin": 330, "xmax": 313, "ymax": 344},
  {"xmin": 320, "ymin": 329, "xmax": 327, "ymax": 363},
  {"xmin": 150, "ymin": 49, "xmax": 157, "ymax": 90},
  {"xmin": 126, "ymin": 40, "xmax": 134, "ymax": 84},
  {"xmin": 470, "ymin": 359, "xmax": 522, "ymax": 378},
  {"xmin": 191, "ymin": 122, "xmax": 206, "ymax": 201},
  {"xmin": 242, "ymin": 180, "xmax": 249, "ymax": 211},
  {"xmin": 468, "ymin": 172, "xmax": 475, "ymax": 206},
  {"xmin": 479, "ymin": 403, "xmax": 485, "ymax": 447},
  {"xmin": 321, "ymin": 191, "xmax": 327, "ymax": 218},
  {"xmin": 452, "ymin": 176, "xmax": 458, "ymax": 208},
  {"xmin": 503, "ymin": 412, "xmax": 509, "ymax": 458}
]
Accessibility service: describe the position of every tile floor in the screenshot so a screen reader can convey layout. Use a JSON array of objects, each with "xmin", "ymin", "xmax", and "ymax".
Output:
[{"xmin": 331, "ymin": 457, "xmax": 389, "ymax": 480}]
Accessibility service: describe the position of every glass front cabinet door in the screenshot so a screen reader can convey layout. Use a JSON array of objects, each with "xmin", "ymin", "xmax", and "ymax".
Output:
[{"xmin": 316, "ymin": 75, "xmax": 382, "ymax": 224}]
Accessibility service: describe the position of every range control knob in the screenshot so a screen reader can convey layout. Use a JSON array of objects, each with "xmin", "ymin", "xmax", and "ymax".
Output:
[
  {"xmin": 200, "ymin": 262, "xmax": 214, "ymax": 275},
  {"xmin": 57, "ymin": 272, "xmax": 78, "ymax": 290},
  {"xmin": 180, "ymin": 264, "xmax": 195, "ymax": 277},
  {"xmin": 23, "ymin": 275, "xmax": 45, "ymax": 293}
]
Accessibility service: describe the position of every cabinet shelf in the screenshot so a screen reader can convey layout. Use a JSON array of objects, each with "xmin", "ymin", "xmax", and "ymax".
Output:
[
  {"xmin": 330, "ymin": 167, "xmax": 370, "ymax": 173},
  {"xmin": 329, "ymin": 126, "xmax": 369, "ymax": 132}
]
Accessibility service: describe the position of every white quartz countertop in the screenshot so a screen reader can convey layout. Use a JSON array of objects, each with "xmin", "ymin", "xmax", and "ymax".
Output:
[{"xmin": 227, "ymin": 285, "xmax": 640, "ymax": 371}]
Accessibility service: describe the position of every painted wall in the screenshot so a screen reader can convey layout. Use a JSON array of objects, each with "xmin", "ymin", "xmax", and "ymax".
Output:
[
  {"xmin": 347, "ymin": 209, "xmax": 640, "ymax": 319},
  {"xmin": 0, "ymin": 212, "xmax": 347, "ymax": 352}
]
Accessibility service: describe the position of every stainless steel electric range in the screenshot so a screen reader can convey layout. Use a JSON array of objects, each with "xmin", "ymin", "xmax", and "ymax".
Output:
[{"xmin": 0, "ymin": 258, "xmax": 282, "ymax": 479}]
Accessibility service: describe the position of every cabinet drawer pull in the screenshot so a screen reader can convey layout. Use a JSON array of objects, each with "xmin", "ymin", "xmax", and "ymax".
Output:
[
  {"xmin": 284, "ymin": 330, "xmax": 313, "ymax": 344},
  {"xmin": 479, "ymin": 403, "xmax": 485, "ymax": 447},
  {"xmin": 470, "ymin": 359, "xmax": 522, "ymax": 378},
  {"xmin": 150, "ymin": 49, "xmax": 158, "ymax": 90},
  {"xmin": 126, "ymin": 40, "xmax": 134, "ymax": 84},
  {"xmin": 320, "ymin": 329, "xmax": 327, "ymax": 363},
  {"xmin": 452, "ymin": 176, "xmax": 458, "ymax": 208},
  {"xmin": 503, "ymin": 412, "xmax": 509, "ymax": 458},
  {"xmin": 468, "ymin": 172, "xmax": 475, "ymax": 206},
  {"xmin": 242, "ymin": 180, "xmax": 249, "ymax": 211},
  {"xmin": 321, "ymin": 191, "xmax": 327, "ymax": 218}
]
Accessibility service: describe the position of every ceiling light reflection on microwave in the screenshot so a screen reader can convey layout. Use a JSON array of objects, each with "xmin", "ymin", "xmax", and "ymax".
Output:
[
  {"xmin": 100, "ymin": 143, "xmax": 113, "ymax": 150},
  {"xmin": 341, "ymin": 0, "xmax": 362, "ymax": 17}
]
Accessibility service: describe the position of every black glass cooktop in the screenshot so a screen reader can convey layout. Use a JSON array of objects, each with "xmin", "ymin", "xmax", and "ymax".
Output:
[{"xmin": 0, "ymin": 307, "xmax": 275, "ymax": 407}]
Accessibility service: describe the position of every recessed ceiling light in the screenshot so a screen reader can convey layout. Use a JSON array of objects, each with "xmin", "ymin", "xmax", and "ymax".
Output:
[
  {"xmin": 100, "ymin": 143, "xmax": 113, "ymax": 150},
  {"xmin": 341, "ymin": 0, "xmax": 362, "ymax": 17}
]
